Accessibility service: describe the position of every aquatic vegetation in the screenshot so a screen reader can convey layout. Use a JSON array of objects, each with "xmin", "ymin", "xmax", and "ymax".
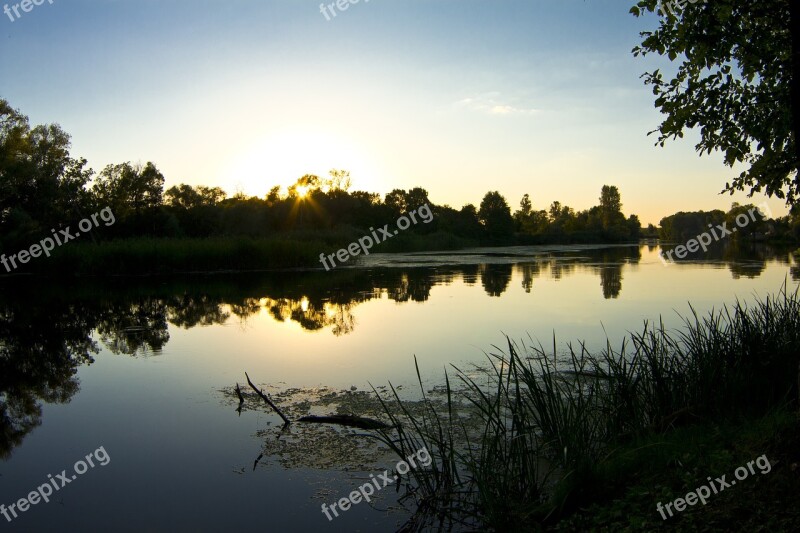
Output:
[{"xmin": 374, "ymin": 284, "xmax": 800, "ymax": 529}]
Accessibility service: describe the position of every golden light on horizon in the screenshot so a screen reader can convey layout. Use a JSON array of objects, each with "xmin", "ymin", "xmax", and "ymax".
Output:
[{"xmin": 220, "ymin": 129, "xmax": 385, "ymax": 198}]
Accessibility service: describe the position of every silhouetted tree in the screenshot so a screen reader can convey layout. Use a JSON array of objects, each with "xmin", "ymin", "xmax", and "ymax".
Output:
[
  {"xmin": 479, "ymin": 191, "xmax": 514, "ymax": 239},
  {"xmin": 326, "ymin": 169, "xmax": 351, "ymax": 192},
  {"xmin": 405, "ymin": 187, "xmax": 431, "ymax": 211},
  {"xmin": 385, "ymin": 189, "xmax": 407, "ymax": 214},
  {"xmin": 93, "ymin": 162, "xmax": 165, "ymax": 216},
  {"xmin": 0, "ymin": 100, "xmax": 92, "ymax": 242},
  {"xmin": 599, "ymin": 185, "xmax": 623, "ymax": 229}
]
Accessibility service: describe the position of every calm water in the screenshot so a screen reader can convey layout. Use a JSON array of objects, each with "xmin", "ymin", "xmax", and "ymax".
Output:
[{"xmin": 1, "ymin": 244, "xmax": 798, "ymax": 532}]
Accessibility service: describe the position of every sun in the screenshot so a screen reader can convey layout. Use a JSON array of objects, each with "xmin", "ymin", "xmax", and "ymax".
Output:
[
  {"xmin": 295, "ymin": 185, "xmax": 309, "ymax": 198},
  {"xmin": 220, "ymin": 129, "xmax": 384, "ymax": 198}
]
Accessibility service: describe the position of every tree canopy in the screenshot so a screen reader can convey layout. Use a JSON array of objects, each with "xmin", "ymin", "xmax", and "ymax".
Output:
[{"xmin": 632, "ymin": 0, "xmax": 800, "ymax": 204}]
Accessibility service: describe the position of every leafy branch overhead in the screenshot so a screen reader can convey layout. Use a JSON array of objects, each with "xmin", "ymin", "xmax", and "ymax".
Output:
[{"xmin": 631, "ymin": 0, "xmax": 799, "ymax": 204}]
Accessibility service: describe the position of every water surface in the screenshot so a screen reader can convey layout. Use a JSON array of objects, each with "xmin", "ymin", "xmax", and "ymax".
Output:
[{"xmin": 0, "ymin": 244, "xmax": 797, "ymax": 532}]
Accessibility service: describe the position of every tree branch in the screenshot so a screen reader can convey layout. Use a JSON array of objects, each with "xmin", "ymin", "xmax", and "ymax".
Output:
[{"xmin": 244, "ymin": 372, "xmax": 291, "ymax": 427}]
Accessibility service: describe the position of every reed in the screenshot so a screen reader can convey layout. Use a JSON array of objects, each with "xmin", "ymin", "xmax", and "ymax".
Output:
[
  {"xmin": 25, "ymin": 237, "xmax": 328, "ymax": 276},
  {"xmin": 375, "ymin": 284, "xmax": 800, "ymax": 529}
]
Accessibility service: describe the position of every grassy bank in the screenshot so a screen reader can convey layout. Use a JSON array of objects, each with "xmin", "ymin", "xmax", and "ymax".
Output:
[
  {"xmin": 556, "ymin": 409, "xmax": 800, "ymax": 531},
  {"xmin": 21, "ymin": 237, "xmax": 325, "ymax": 276},
  {"xmin": 7, "ymin": 230, "xmax": 476, "ymax": 276},
  {"xmin": 374, "ymin": 286, "xmax": 800, "ymax": 531}
]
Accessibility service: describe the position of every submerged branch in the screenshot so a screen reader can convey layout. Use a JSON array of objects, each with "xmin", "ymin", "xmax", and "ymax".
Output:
[
  {"xmin": 239, "ymin": 374, "xmax": 393, "ymax": 430},
  {"xmin": 245, "ymin": 372, "xmax": 292, "ymax": 426},
  {"xmin": 235, "ymin": 382, "xmax": 244, "ymax": 415}
]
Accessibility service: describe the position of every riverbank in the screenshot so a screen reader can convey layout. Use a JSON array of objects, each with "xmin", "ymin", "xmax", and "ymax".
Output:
[
  {"xmin": 374, "ymin": 286, "xmax": 800, "ymax": 530},
  {"xmin": 1, "ymin": 231, "xmax": 476, "ymax": 277},
  {"xmin": 2, "ymin": 234, "xmax": 794, "ymax": 278},
  {"xmin": 556, "ymin": 408, "xmax": 800, "ymax": 530}
]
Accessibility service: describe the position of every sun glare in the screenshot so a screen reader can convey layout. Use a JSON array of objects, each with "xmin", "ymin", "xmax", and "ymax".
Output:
[
  {"xmin": 221, "ymin": 130, "xmax": 384, "ymax": 198},
  {"xmin": 296, "ymin": 185, "xmax": 309, "ymax": 198}
]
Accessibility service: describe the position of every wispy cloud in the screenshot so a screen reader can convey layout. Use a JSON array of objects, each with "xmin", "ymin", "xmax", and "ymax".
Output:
[{"xmin": 454, "ymin": 93, "xmax": 538, "ymax": 116}]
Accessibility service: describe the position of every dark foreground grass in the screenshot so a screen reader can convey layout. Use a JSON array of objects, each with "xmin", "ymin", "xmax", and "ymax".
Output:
[
  {"xmin": 556, "ymin": 408, "xmax": 800, "ymax": 531},
  {"xmin": 24, "ymin": 237, "xmax": 326, "ymax": 276},
  {"xmin": 374, "ymin": 284, "xmax": 800, "ymax": 531}
]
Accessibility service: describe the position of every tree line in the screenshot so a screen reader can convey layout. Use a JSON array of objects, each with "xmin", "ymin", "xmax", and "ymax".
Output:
[
  {"xmin": 0, "ymin": 98, "xmax": 646, "ymax": 250},
  {"xmin": 659, "ymin": 204, "xmax": 800, "ymax": 243}
]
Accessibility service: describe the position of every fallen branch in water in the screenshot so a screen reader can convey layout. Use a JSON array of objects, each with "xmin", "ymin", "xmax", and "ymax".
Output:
[
  {"xmin": 252, "ymin": 452, "xmax": 263, "ymax": 471},
  {"xmin": 241, "ymin": 373, "xmax": 392, "ymax": 430},
  {"xmin": 234, "ymin": 383, "xmax": 245, "ymax": 415},
  {"xmin": 245, "ymin": 372, "xmax": 292, "ymax": 427}
]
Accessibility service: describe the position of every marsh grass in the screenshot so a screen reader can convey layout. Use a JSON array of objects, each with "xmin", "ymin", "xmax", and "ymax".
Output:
[
  {"xmin": 374, "ymin": 284, "xmax": 800, "ymax": 530},
  {"xmin": 27, "ymin": 237, "xmax": 329, "ymax": 276},
  {"xmin": 13, "ymin": 229, "xmax": 475, "ymax": 276}
]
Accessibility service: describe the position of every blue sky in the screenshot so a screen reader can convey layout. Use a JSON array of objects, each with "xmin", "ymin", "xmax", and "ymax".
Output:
[{"xmin": 0, "ymin": 0, "xmax": 787, "ymax": 224}]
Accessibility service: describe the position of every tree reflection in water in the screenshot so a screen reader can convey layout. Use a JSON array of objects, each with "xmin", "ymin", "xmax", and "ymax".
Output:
[
  {"xmin": 0, "ymin": 303, "xmax": 98, "ymax": 459},
  {"xmin": 2, "ymin": 243, "xmax": 790, "ymax": 457}
]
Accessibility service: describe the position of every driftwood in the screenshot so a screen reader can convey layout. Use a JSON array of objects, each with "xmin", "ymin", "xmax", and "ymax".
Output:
[
  {"xmin": 234, "ymin": 383, "xmax": 245, "ymax": 414},
  {"xmin": 235, "ymin": 382, "xmax": 245, "ymax": 404},
  {"xmin": 243, "ymin": 372, "xmax": 391, "ymax": 430},
  {"xmin": 245, "ymin": 372, "xmax": 292, "ymax": 426}
]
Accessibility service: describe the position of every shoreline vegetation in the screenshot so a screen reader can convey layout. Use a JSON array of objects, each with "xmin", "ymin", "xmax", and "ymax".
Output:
[
  {"xmin": 2, "ymin": 235, "xmax": 795, "ymax": 278},
  {"xmin": 372, "ymin": 286, "xmax": 800, "ymax": 531},
  {"xmin": 2, "ymin": 98, "xmax": 798, "ymax": 277},
  {"xmin": 2, "ymin": 231, "xmax": 479, "ymax": 277},
  {"xmin": 2, "ymin": 233, "xmax": 796, "ymax": 278}
]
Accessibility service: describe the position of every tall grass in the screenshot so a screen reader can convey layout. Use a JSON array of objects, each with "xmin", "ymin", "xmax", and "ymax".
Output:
[
  {"xmin": 26, "ymin": 237, "xmax": 327, "ymax": 276},
  {"xmin": 14, "ymin": 229, "xmax": 477, "ymax": 276},
  {"xmin": 372, "ymin": 356, "xmax": 546, "ymax": 531},
  {"xmin": 374, "ymin": 284, "xmax": 800, "ymax": 530}
]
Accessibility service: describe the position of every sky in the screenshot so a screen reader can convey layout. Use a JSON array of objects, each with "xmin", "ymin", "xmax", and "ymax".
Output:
[{"xmin": 0, "ymin": 0, "xmax": 789, "ymax": 225}]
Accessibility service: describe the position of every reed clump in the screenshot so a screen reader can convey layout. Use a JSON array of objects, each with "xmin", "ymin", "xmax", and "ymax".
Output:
[{"xmin": 375, "ymin": 284, "xmax": 800, "ymax": 530}]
